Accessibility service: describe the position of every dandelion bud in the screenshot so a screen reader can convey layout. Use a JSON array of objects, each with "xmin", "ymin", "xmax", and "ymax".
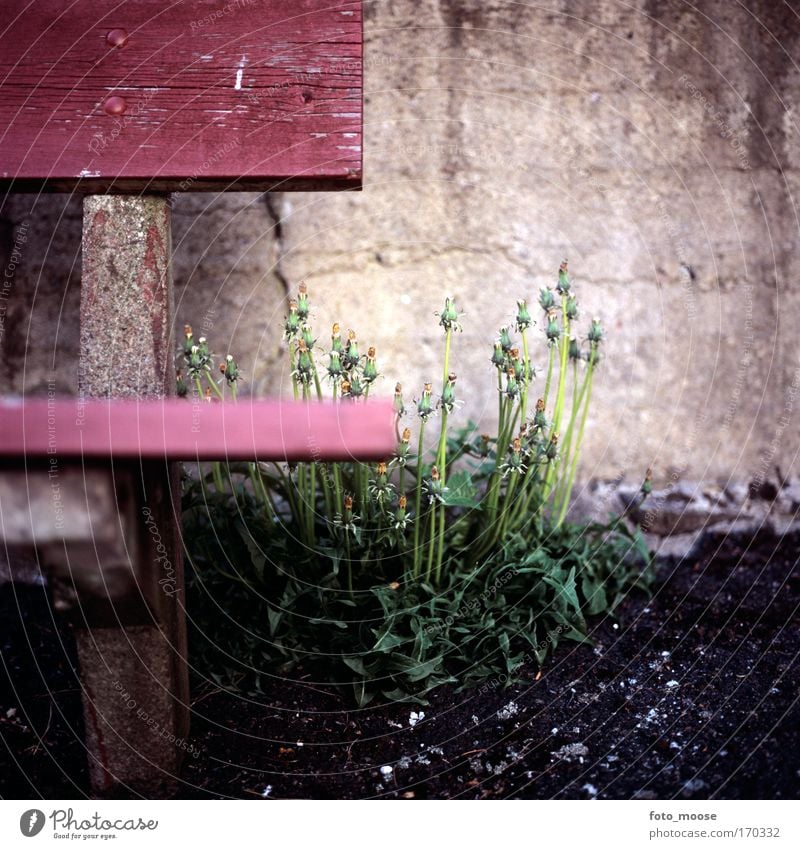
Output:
[
  {"xmin": 499, "ymin": 326, "xmax": 513, "ymax": 353},
  {"xmin": 539, "ymin": 287, "xmax": 555, "ymax": 312},
  {"xmin": 556, "ymin": 259, "xmax": 571, "ymax": 295},
  {"xmin": 297, "ymin": 282, "xmax": 310, "ymax": 320},
  {"xmin": 439, "ymin": 296, "xmax": 459, "ymax": 331},
  {"xmin": 348, "ymin": 374, "xmax": 365, "ymax": 398},
  {"xmin": 588, "ymin": 317, "xmax": 604, "ymax": 344},
  {"xmin": 533, "ymin": 398, "xmax": 547, "ymax": 431},
  {"xmin": 295, "ymin": 339, "xmax": 314, "ymax": 382},
  {"xmin": 504, "ymin": 368, "xmax": 520, "ymax": 400},
  {"xmin": 491, "ymin": 341, "xmax": 506, "ymax": 369},
  {"xmin": 221, "ymin": 354, "xmax": 239, "ymax": 385},
  {"xmin": 204, "ymin": 386, "xmax": 213, "ymax": 403},
  {"xmin": 301, "ymin": 324, "xmax": 316, "ymax": 350},
  {"xmin": 394, "ymin": 383, "xmax": 405, "ymax": 417},
  {"xmin": 182, "ymin": 324, "xmax": 194, "ymax": 356},
  {"xmin": 516, "ymin": 299, "xmax": 532, "ymax": 331},
  {"xmin": 641, "ymin": 468, "xmax": 653, "ymax": 496},
  {"xmin": 284, "ymin": 299, "xmax": 300, "ymax": 339},
  {"xmin": 399, "ymin": 494, "xmax": 407, "ymax": 509},
  {"xmin": 417, "ymin": 382, "xmax": 434, "ymax": 420},
  {"xmin": 544, "ymin": 432, "xmax": 559, "ymax": 461},
  {"xmin": 568, "ymin": 336, "xmax": 581, "ymax": 361},
  {"xmin": 545, "ymin": 310, "xmax": 561, "ymax": 344},
  {"xmin": 431, "ymin": 465, "xmax": 440, "ymax": 481},
  {"xmin": 175, "ymin": 370, "xmax": 188, "ymax": 398},
  {"xmin": 566, "ymin": 296, "xmax": 579, "ymax": 321},
  {"xmin": 331, "ymin": 323, "xmax": 344, "ymax": 355},
  {"xmin": 480, "ymin": 433, "xmax": 491, "ymax": 457},
  {"xmin": 363, "ymin": 347, "xmax": 379, "ymax": 383},
  {"xmin": 344, "ymin": 494, "xmax": 353, "ymax": 510},
  {"xmin": 440, "ymin": 372, "xmax": 457, "ymax": 413},
  {"xmin": 344, "ymin": 330, "xmax": 360, "ymax": 370},
  {"xmin": 327, "ymin": 350, "xmax": 343, "ymax": 380},
  {"xmin": 341, "ymin": 378, "xmax": 351, "ymax": 395},
  {"xmin": 402, "ymin": 427, "xmax": 411, "ymax": 443}
]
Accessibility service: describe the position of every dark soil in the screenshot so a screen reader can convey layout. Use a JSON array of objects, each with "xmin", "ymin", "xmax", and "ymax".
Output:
[{"xmin": 1, "ymin": 527, "xmax": 798, "ymax": 799}]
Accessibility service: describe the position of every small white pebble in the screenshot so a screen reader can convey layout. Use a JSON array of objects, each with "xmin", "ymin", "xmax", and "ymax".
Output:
[
  {"xmin": 296, "ymin": 741, "xmax": 304, "ymax": 747},
  {"xmin": 666, "ymin": 680, "xmax": 680, "ymax": 689},
  {"xmin": 260, "ymin": 784, "xmax": 273, "ymax": 798},
  {"xmin": 409, "ymin": 710, "xmax": 425, "ymax": 727},
  {"xmin": 582, "ymin": 782, "xmax": 599, "ymax": 797},
  {"xmin": 379, "ymin": 765, "xmax": 393, "ymax": 777},
  {"xmin": 661, "ymin": 651, "xmax": 671, "ymax": 658},
  {"xmin": 612, "ymin": 624, "xmax": 619, "ymax": 630},
  {"xmin": 551, "ymin": 727, "xmax": 559, "ymax": 735}
]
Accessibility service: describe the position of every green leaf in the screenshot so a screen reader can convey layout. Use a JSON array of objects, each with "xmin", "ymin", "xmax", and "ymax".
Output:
[{"xmin": 441, "ymin": 470, "xmax": 481, "ymax": 508}]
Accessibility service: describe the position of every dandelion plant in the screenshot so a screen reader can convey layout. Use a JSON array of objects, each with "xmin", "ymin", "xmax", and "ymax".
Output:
[{"xmin": 179, "ymin": 262, "xmax": 653, "ymax": 704}]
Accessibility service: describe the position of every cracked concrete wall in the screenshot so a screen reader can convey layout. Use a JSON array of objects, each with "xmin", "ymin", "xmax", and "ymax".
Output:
[{"xmin": 1, "ymin": 0, "xmax": 798, "ymax": 489}]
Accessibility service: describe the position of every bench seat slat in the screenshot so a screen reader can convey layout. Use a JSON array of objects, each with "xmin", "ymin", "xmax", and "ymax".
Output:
[{"xmin": 0, "ymin": 398, "xmax": 394, "ymax": 462}]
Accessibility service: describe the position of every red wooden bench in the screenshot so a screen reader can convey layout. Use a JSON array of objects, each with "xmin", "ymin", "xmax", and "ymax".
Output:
[{"xmin": 0, "ymin": 0, "xmax": 364, "ymax": 795}]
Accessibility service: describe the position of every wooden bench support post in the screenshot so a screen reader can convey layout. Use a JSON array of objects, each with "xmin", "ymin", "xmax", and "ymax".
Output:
[{"xmin": 76, "ymin": 195, "xmax": 188, "ymax": 795}]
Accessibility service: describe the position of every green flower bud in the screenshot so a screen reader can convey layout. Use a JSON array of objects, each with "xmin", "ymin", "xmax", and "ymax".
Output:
[
  {"xmin": 175, "ymin": 370, "xmax": 188, "ymax": 398},
  {"xmin": 439, "ymin": 296, "xmax": 460, "ymax": 331},
  {"xmin": 396, "ymin": 427, "xmax": 411, "ymax": 464},
  {"xmin": 182, "ymin": 324, "xmax": 194, "ymax": 357},
  {"xmin": 539, "ymin": 287, "xmax": 555, "ymax": 312},
  {"xmin": 197, "ymin": 336, "xmax": 211, "ymax": 365},
  {"xmin": 394, "ymin": 383, "xmax": 405, "ymax": 417},
  {"xmin": 296, "ymin": 282, "xmax": 310, "ymax": 321},
  {"xmin": 533, "ymin": 398, "xmax": 547, "ymax": 431},
  {"xmin": 566, "ymin": 296, "xmax": 579, "ymax": 321},
  {"xmin": 504, "ymin": 368, "xmax": 520, "ymax": 400},
  {"xmin": 187, "ymin": 345, "xmax": 203, "ymax": 378},
  {"xmin": 417, "ymin": 382, "xmax": 434, "ymax": 420},
  {"xmin": 331, "ymin": 323, "xmax": 344, "ymax": 355},
  {"xmin": 344, "ymin": 330, "xmax": 360, "ymax": 371},
  {"xmin": 220, "ymin": 354, "xmax": 239, "ymax": 385},
  {"xmin": 284, "ymin": 300, "xmax": 300, "ymax": 340},
  {"xmin": 544, "ymin": 433, "xmax": 559, "ymax": 461},
  {"xmin": 545, "ymin": 310, "xmax": 561, "ymax": 344},
  {"xmin": 499, "ymin": 326, "xmax": 513, "ymax": 353},
  {"xmin": 295, "ymin": 339, "xmax": 314, "ymax": 383},
  {"xmin": 363, "ymin": 347, "xmax": 379, "ymax": 383},
  {"xmin": 556, "ymin": 259, "xmax": 571, "ymax": 295},
  {"xmin": 347, "ymin": 373, "xmax": 365, "ymax": 398},
  {"xmin": 641, "ymin": 468, "xmax": 653, "ymax": 497},
  {"xmin": 491, "ymin": 342, "xmax": 506, "ymax": 369},
  {"xmin": 327, "ymin": 350, "xmax": 343, "ymax": 380},
  {"xmin": 510, "ymin": 349, "xmax": 526, "ymax": 382},
  {"xmin": 440, "ymin": 372, "xmax": 457, "ymax": 413},
  {"xmin": 393, "ymin": 494, "xmax": 410, "ymax": 530},
  {"xmin": 568, "ymin": 336, "xmax": 581, "ymax": 361},
  {"xmin": 301, "ymin": 324, "xmax": 316, "ymax": 350},
  {"xmin": 515, "ymin": 299, "xmax": 532, "ymax": 331},
  {"xmin": 588, "ymin": 317, "xmax": 604, "ymax": 344}
]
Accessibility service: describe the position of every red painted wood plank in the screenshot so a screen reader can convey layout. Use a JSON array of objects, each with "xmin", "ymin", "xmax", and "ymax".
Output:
[
  {"xmin": 0, "ymin": 398, "xmax": 394, "ymax": 462},
  {"xmin": 0, "ymin": 0, "xmax": 362, "ymax": 192}
]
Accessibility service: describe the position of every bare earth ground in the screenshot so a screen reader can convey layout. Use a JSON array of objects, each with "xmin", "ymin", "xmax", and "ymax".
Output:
[{"xmin": 1, "ymin": 528, "xmax": 798, "ymax": 799}]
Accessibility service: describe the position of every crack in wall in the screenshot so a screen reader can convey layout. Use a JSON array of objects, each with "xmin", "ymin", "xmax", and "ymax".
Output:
[{"xmin": 263, "ymin": 193, "xmax": 292, "ymax": 300}]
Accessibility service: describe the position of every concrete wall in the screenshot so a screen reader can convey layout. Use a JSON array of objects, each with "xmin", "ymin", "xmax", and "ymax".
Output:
[{"xmin": 2, "ymin": 0, "xmax": 798, "ymax": 489}]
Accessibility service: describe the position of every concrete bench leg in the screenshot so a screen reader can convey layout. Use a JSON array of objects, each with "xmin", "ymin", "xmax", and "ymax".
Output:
[{"xmin": 77, "ymin": 195, "xmax": 188, "ymax": 795}]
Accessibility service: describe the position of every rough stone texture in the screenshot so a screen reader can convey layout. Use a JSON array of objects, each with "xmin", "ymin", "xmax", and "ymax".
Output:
[
  {"xmin": 76, "ymin": 196, "xmax": 188, "ymax": 795},
  {"xmin": 1, "ymin": 0, "xmax": 799, "ymax": 489},
  {"xmin": 81, "ymin": 196, "xmax": 173, "ymax": 398}
]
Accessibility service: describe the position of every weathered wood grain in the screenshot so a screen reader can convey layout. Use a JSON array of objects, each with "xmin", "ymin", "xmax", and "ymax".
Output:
[{"xmin": 0, "ymin": 0, "xmax": 362, "ymax": 191}]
